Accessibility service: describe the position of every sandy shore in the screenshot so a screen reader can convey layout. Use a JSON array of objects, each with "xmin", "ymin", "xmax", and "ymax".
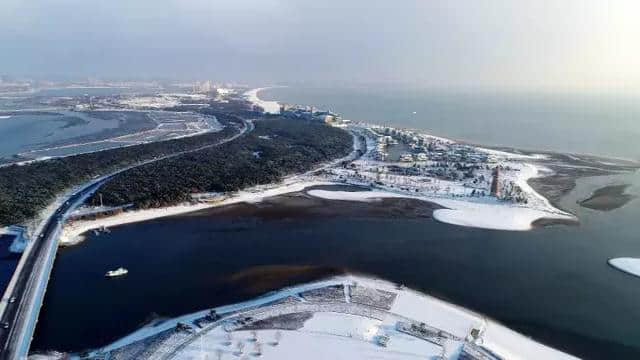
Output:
[
  {"xmin": 60, "ymin": 179, "xmax": 334, "ymax": 246},
  {"xmin": 84, "ymin": 274, "xmax": 577, "ymax": 360}
]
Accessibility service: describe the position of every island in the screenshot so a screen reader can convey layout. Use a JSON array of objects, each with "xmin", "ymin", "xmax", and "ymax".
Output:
[
  {"xmin": 579, "ymin": 184, "xmax": 634, "ymax": 211},
  {"xmin": 608, "ymin": 257, "xmax": 640, "ymax": 278}
]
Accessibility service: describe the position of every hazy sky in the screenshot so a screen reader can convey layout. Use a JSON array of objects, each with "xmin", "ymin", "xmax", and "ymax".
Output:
[{"xmin": 2, "ymin": 0, "xmax": 639, "ymax": 91}]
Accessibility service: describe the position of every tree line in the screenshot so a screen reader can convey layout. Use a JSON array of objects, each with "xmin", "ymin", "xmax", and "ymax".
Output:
[{"xmin": 91, "ymin": 118, "xmax": 353, "ymax": 208}]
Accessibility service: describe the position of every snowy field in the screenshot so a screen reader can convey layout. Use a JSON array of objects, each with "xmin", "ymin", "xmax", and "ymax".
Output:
[
  {"xmin": 608, "ymin": 257, "xmax": 640, "ymax": 278},
  {"xmin": 78, "ymin": 275, "xmax": 577, "ymax": 360},
  {"xmin": 59, "ymin": 130, "xmax": 361, "ymax": 246}
]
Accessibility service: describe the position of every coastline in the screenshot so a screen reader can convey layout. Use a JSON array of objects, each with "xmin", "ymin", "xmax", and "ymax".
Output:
[
  {"xmin": 58, "ymin": 87, "xmax": 622, "ymax": 243},
  {"xmin": 305, "ymin": 188, "xmax": 575, "ymax": 231},
  {"xmin": 60, "ymin": 159, "xmax": 575, "ymax": 245}
]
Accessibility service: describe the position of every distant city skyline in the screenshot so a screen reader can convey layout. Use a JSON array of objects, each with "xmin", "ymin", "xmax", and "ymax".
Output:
[{"xmin": 2, "ymin": 0, "xmax": 639, "ymax": 93}]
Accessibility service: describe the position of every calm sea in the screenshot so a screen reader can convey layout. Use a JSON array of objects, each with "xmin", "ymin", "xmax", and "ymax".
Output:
[
  {"xmin": 261, "ymin": 87, "xmax": 640, "ymax": 160},
  {"xmin": 32, "ymin": 88, "xmax": 640, "ymax": 359}
]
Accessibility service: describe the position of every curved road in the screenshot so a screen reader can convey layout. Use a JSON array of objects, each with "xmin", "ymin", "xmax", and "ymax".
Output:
[{"xmin": 0, "ymin": 116, "xmax": 253, "ymax": 360}]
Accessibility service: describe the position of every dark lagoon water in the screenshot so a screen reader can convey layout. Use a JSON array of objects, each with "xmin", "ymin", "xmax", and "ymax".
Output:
[{"xmin": 30, "ymin": 88, "xmax": 640, "ymax": 359}]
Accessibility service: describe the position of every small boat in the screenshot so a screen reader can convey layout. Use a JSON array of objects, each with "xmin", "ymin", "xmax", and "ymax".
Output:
[{"xmin": 105, "ymin": 267, "xmax": 128, "ymax": 277}]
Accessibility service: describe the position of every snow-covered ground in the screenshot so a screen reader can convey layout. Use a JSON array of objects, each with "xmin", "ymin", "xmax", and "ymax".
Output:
[
  {"xmin": 303, "ymin": 122, "xmax": 576, "ymax": 231},
  {"xmin": 608, "ymin": 257, "xmax": 640, "ymax": 278},
  {"xmin": 81, "ymin": 275, "xmax": 577, "ymax": 360},
  {"xmin": 244, "ymin": 87, "xmax": 280, "ymax": 114}
]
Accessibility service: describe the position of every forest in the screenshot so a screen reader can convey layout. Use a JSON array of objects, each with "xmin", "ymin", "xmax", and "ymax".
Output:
[
  {"xmin": 0, "ymin": 113, "xmax": 244, "ymax": 226},
  {"xmin": 91, "ymin": 118, "xmax": 353, "ymax": 208}
]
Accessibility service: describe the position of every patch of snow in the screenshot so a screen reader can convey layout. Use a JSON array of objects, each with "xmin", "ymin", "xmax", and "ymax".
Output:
[
  {"xmin": 8, "ymin": 236, "xmax": 28, "ymax": 253},
  {"xmin": 475, "ymin": 147, "xmax": 548, "ymax": 160},
  {"xmin": 118, "ymin": 95, "xmax": 180, "ymax": 109},
  {"xmin": 88, "ymin": 275, "xmax": 577, "ymax": 360},
  {"xmin": 608, "ymin": 257, "xmax": 640, "ymax": 278}
]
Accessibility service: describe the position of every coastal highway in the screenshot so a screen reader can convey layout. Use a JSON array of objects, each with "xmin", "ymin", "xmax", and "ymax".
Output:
[{"xmin": 0, "ymin": 116, "xmax": 253, "ymax": 360}]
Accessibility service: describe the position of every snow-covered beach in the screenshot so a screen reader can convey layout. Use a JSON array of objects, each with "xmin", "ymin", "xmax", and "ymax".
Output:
[{"xmin": 244, "ymin": 87, "xmax": 281, "ymax": 114}]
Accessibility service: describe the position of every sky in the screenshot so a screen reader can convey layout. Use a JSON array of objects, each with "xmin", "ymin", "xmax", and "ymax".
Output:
[{"xmin": 1, "ymin": 0, "xmax": 639, "ymax": 92}]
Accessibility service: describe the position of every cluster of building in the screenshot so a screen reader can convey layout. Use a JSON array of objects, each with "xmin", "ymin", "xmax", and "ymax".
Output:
[
  {"xmin": 320, "ymin": 123, "xmax": 532, "ymax": 203},
  {"xmin": 279, "ymin": 103, "xmax": 349, "ymax": 127}
]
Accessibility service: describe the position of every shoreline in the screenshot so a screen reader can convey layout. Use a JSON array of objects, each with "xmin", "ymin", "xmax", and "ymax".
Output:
[
  {"xmin": 61, "ymin": 171, "xmax": 574, "ymax": 247},
  {"xmin": 60, "ymin": 179, "xmax": 335, "ymax": 246},
  {"xmin": 578, "ymin": 183, "xmax": 634, "ymax": 211}
]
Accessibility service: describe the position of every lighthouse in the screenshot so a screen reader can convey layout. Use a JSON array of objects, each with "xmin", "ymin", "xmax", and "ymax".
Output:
[{"xmin": 490, "ymin": 167, "xmax": 501, "ymax": 198}]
